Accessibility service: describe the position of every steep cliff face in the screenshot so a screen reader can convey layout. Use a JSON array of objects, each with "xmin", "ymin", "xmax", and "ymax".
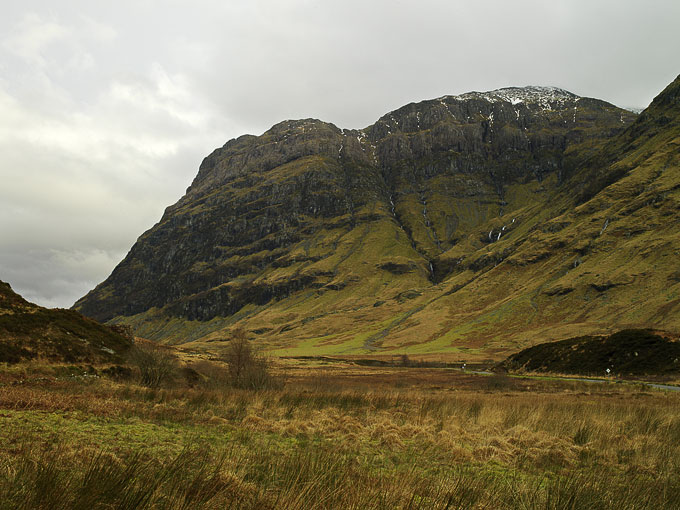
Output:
[{"xmin": 73, "ymin": 80, "xmax": 680, "ymax": 358}]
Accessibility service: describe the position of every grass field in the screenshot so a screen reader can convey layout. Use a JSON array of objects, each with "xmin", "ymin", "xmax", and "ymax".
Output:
[{"xmin": 1, "ymin": 359, "xmax": 679, "ymax": 509}]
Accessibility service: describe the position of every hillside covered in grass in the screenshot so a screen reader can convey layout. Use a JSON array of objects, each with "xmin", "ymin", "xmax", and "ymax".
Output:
[
  {"xmin": 74, "ymin": 76, "xmax": 680, "ymax": 359},
  {"xmin": 0, "ymin": 280, "xmax": 132, "ymax": 364}
]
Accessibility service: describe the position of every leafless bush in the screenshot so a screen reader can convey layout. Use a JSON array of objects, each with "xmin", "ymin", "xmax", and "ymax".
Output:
[
  {"xmin": 127, "ymin": 341, "xmax": 179, "ymax": 388},
  {"xmin": 223, "ymin": 329, "xmax": 280, "ymax": 390}
]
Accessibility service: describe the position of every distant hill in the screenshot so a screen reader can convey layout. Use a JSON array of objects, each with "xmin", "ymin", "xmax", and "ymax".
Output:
[
  {"xmin": 0, "ymin": 280, "xmax": 132, "ymax": 364},
  {"xmin": 500, "ymin": 329, "xmax": 680, "ymax": 377},
  {"xmin": 74, "ymin": 76, "xmax": 680, "ymax": 360}
]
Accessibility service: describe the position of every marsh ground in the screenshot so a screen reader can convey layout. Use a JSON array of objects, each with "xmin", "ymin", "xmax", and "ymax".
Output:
[{"xmin": 1, "ymin": 359, "xmax": 679, "ymax": 509}]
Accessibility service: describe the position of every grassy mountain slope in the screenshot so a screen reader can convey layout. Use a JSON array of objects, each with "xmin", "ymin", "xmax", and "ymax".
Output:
[
  {"xmin": 353, "ymin": 75, "xmax": 680, "ymax": 359},
  {"xmin": 0, "ymin": 280, "xmax": 132, "ymax": 363},
  {"xmin": 74, "ymin": 79, "xmax": 680, "ymax": 359}
]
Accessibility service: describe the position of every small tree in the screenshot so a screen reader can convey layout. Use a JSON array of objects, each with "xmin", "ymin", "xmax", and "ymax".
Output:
[
  {"xmin": 225, "ymin": 329, "xmax": 253, "ymax": 382},
  {"xmin": 223, "ymin": 329, "xmax": 278, "ymax": 390},
  {"xmin": 128, "ymin": 341, "xmax": 179, "ymax": 388}
]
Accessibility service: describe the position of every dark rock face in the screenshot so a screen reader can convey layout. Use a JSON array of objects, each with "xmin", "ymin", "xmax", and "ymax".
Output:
[{"xmin": 74, "ymin": 86, "xmax": 637, "ymax": 325}]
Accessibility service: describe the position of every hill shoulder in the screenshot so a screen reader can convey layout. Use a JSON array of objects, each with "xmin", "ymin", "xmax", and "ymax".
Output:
[
  {"xmin": 0, "ymin": 280, "xmax": 133, "ymax": 364},
  {"xmin": 500, "ymin": 329, "xmax": 680, "ymax": 377}
]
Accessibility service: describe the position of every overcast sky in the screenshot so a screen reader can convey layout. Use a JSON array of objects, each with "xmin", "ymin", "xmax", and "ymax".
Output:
[{"xmin": 1, "ymin": 0, "xmax": 679, "ymax": 308}]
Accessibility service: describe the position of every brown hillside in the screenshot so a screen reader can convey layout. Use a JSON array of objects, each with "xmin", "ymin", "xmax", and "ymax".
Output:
[{"xmin": 0, "ymin": 280, "xmax": 132, "ymax": 364}]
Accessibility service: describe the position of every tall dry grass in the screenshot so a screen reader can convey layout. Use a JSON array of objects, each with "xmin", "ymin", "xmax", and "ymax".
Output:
[{"xmin": 1, "ymin": 362, "xmax": 679, "ymax": 508}]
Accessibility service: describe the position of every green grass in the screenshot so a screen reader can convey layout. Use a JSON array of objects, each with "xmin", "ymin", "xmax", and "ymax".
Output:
[
  {"xmin": 2, "ymin": 360, "xmax": 680, "ymax": 508},
  {"xmin": 269, "ymin": 316, "xmax": 401, "ymax": 356}
]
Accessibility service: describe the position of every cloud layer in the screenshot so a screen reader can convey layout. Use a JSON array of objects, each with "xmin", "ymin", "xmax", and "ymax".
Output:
[{"xmin": 1, "ymin": 0, "xmax": 679, "ymax": 307}]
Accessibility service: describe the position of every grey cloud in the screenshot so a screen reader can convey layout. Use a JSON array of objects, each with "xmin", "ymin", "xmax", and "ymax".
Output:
[
  {"xmin": 1, "ymin": 0, "xmax": 679, "ymax": 308},
  {"xmin": 0, "ymin": 247, "xmax": 124, "ymax": 309}
]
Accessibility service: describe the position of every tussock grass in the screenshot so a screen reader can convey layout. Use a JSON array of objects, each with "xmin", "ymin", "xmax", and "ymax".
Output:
[{"xmin": 1, "ymin": 362, "xmax": 679, "ymax": 508}]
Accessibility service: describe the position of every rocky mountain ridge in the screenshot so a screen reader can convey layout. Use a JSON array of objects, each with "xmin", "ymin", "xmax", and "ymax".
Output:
[
  {"xmin": 443, "ymin": 85, "xmax": 577, "ymax": 105},
  {"xmin": 74, "ymin": 78, "xmax": 680, "ymax": 360}
]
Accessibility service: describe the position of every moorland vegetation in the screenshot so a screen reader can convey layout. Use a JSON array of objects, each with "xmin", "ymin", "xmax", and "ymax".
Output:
[{"xmin": 1, "ymin": 351, "xmax": 679, "ymax": 509}]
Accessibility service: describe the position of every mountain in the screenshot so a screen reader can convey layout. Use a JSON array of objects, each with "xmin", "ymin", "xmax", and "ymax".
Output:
[
  {"xmin": 0, "ymin": 280, "xmax": 132, "ymax": 363},
  {"xmin": 74, "ymin": 77, "xmax": 680, "ymax": 360}
]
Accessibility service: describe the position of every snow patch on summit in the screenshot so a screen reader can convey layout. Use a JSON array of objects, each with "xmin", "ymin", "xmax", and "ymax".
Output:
[{"xmin": 439, "ymin": 86, "xmax": 579, "ymax": 111}]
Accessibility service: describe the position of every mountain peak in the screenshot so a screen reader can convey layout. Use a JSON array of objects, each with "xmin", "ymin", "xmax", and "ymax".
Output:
[
  {"xmin": 266, "ymin": 118, "xmax": 340, "ymax": 135},
  {"xmin": 443, "ymin": 85, "xmax": 579, "ymax": 107}
]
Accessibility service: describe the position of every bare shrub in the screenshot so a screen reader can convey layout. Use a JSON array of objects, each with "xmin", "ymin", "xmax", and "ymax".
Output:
[
  {"xmin": 223, "ymin": 329, "xmax": 279, "ymax": 390},
  {"xmin": 127, "ymin": 341, "xmax": 179, "ymax": 388}
]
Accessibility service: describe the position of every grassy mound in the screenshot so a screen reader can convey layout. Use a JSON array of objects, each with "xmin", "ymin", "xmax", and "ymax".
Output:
[{"xmin": 501, "ymin": 329, "xmax": 680, "ymax": 377}]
